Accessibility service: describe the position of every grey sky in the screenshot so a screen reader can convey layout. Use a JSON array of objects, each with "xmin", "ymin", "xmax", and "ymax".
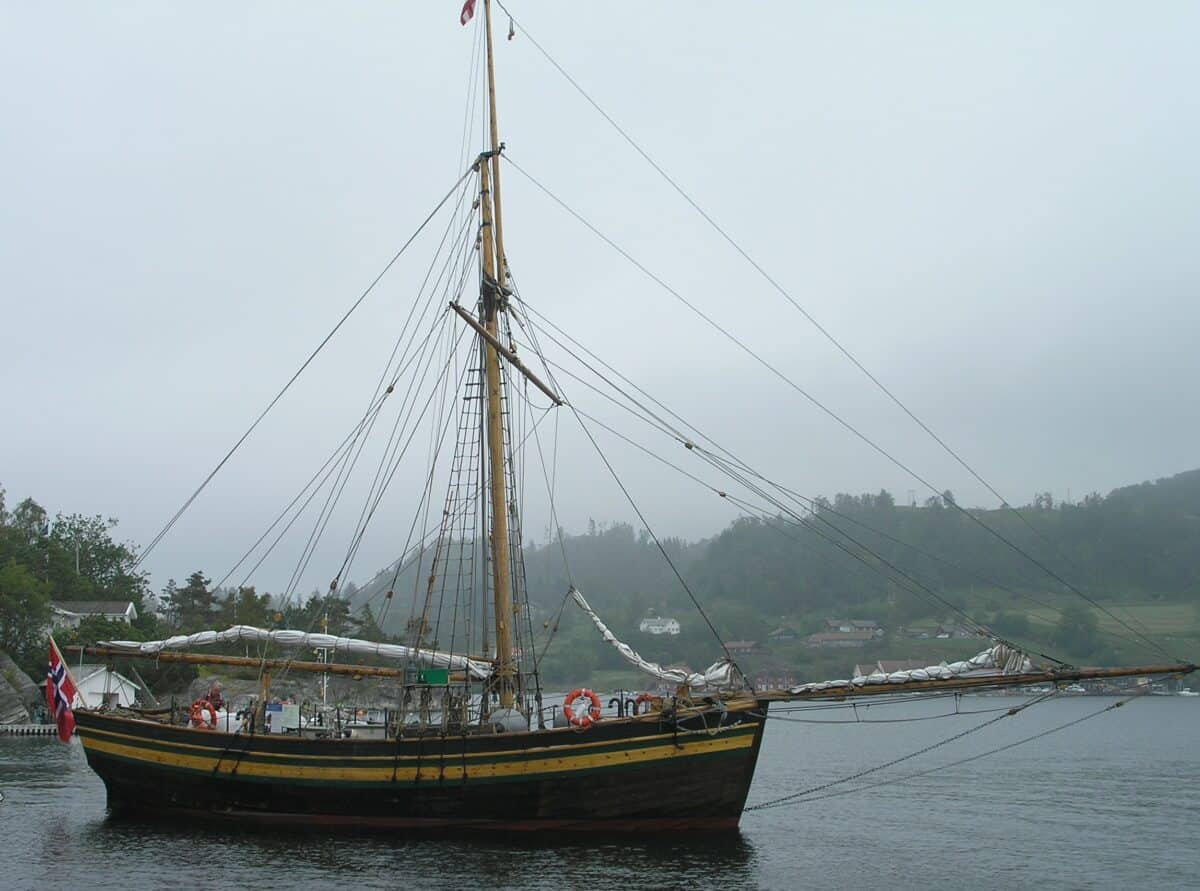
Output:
[{"xmin": 3, "ymin": 2, "xmax": 1197, "ymax": 598}]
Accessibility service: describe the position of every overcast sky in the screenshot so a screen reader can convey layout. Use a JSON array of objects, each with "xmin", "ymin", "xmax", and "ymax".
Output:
[{"xmin": 3, "ymin": 2, "xmax": 1197, "ymax": 599}]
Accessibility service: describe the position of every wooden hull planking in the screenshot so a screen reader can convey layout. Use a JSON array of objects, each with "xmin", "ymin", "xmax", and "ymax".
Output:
[{"xmin": 74, "ymin": 701, "xmax": 768, "ymax": 831}]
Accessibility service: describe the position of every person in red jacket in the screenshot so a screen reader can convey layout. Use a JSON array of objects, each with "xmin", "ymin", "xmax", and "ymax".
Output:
[{"xmin": 205, "ymin": 681, "xmax": 225, "ymax": 712}]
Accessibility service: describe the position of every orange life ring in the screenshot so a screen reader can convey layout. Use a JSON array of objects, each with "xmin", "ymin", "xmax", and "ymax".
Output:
[
  {"xmin": 190, "ymin": 699, "xmax": 218, "ymax": 730},
  {"xmin": 633, "ymin": 692, "xmax": 657, "ymax": 715},
  {"xmin": 562, "ymin": 688, "xmax": 602, "ymax": 728}
]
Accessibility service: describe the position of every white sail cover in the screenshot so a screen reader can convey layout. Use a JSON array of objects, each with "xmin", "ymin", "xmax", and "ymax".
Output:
[
  {"xmin": 570, "ymin": 587, "xmax": 733, "ymax": 690},
  {"xmin": 102, "ymin": 625, "xmax": 494, "ymax": 680},
  {"xmin": 787, "ymin": 643, "xmax": 1034, "ymax": 696}
]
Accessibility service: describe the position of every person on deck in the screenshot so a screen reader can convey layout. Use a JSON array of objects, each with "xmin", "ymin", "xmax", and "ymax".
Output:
[{"xmin": 205, "ymin": 681, "xmax": 225, "ymax": 712}]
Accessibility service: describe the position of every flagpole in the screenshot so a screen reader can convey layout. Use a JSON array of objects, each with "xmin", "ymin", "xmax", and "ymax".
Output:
[
  {"xmin": 47, "ymin": 635, "xmax": 81, "ymax": 742},
  {"xmin": 49, "ymin": 635, "xmax": 80, "ymax": 702}
]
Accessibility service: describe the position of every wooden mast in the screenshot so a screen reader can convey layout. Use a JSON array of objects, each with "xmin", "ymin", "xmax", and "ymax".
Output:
[{"xmin": 480, "ymin": 0, "xmax": 516, "ymax": 710}]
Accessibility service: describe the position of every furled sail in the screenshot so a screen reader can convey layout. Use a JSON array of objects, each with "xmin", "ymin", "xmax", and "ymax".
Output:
[
  {"xmin": 570, "ymin": 587, "xmax": 734, "ymax": 690},
  {"xmin": 787, "ymin": 643, "xmax": 1033, "ymax": 696},
  {"xmin": 102, "ymin": 625, "xmax": 494, "ymax": 680}
]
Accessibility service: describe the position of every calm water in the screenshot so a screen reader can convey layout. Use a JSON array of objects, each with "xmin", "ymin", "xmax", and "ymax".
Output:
[{"xmin": 2, "ymin": 696, "xmax": 1198, "ymax": 890}]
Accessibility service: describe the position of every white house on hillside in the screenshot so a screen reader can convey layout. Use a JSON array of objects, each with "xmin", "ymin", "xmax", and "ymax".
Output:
[
  {"xmin": 639, "ymin": 616, "xmax": 681, "ymax": 635},
  {"xmin": 823, "ymin": 618, "xmax": 883, "ymax": 638},
  {"xmin": 50, "ymin": 600, "xmax": 138, "ymax": 630}
]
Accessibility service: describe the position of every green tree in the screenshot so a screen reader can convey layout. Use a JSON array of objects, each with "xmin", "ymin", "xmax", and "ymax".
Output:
[
  {"xmin": 708, "ymin": 600, "xmax": 768, "ymax": 643},
  {"xmin": 0, "ymin": 559, "xmax": 51, "ymax": 676},
  {"xmin": 11, "ymin": 497, "xmax": 48, "ymax": 542},
  {"xmin": 990, "ymin": 610, "xmax": 1032, "ymax": 639},
  {"xmin": 284, "ymin": 593, "xmax": 354, "ymax": 636},
  {"xmin": 61, "ymin": 614, "xmax": 142, "ymax": 649},
  {"xmin": 355, "ymin": 603, "xmax": 389, "ymax": 642},
  {"xmin": 46, "ymin": 512, "xmax": 149, "ymax": 609},
  {"xmin": 168, "ymin": 571, "xmax": 217, "ymax": 631},
  {"xmin": 217, "ymin": 586, "xmax": 272, "ymax": 628},
  {"xmin": 1051, "ymin": 602, "xmax": 1100, "ymax": 657},
  {"xmin": 0, "ymin": 497, "xmax": 48, "ymax": 573}
]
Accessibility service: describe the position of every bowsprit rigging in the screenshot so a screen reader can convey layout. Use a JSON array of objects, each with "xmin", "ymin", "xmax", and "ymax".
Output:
[{"xmin": 63, "ymin": 0, "xmax": 1195, "ymax": 834}]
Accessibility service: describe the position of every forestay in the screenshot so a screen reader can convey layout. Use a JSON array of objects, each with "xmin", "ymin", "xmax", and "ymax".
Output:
[
  {"xmin": 102, "ymin": 625, "xmax": 494, "ymax": 680},
  {"xmin": 570, "ymin": 587, "xmax": 734, "ymax": 690}
]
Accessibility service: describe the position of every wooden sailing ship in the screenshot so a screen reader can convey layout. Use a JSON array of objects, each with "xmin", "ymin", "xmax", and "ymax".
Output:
[
  {"xmin": 70, "ymin": 1, "xmax": 1193, "ymax": 831},
  {"xmin": 72, "ymin": 0, "xmax": 769, "ymax": 830},
  {"xmin": 74, "ymin": 671, "xmax": 769, "ymax": 831}
]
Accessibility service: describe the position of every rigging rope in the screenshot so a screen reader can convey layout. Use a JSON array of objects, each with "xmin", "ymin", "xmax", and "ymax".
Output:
[
  {"xmin": 567, "ymin": 405, "xmax": 731, "ymax": 660},
  {"xmin": 333, "ymin": 195, "xmax": 483, "ymax": 589},
  {"xmin": 763, "ymin": 703, "xmax": 1025, "ymax": 725},
  {"xmin": 287, "ymin": 177, "xmax": 479, "ymax": 611},
  {"xmin": 505, "ymin": 309, "xmax": 1160, "ymax": 660},
  {"xmin": 136, "ymin": 164, "xmax": 477, "ymax": 568},
  {"xmin": 503, "ymin": 321, "xmax": 1067, "ymax": 659},
  {"xmin": 747, "ymin": 691, "xmax": 1143, "ymax": 812},
  {"xmin": 217, "ymin": 300, "xmax": 458, "ymax": 600},
  {"xmin": 282, "ymin": 311, "xmax": 457, "ymax": 604},
  {"xmin": 335, "ymin": 325, "xmax": 471, "ymax": 594},
  {"xmin": 336, "ymin": 175, "xmax": 481, "ymax": 570},
  {"xmin": 507, "ymin": 295, "xmax": 1019, "ymax": 656},
  {"xmin": 503, "ymin": 156, "xmax": 1173, "ymax": 663},
  {"xmin": 493, "ymin": 0, "xmax": 1170, "ymax": 659},
  {"xmin": 745, "ymin": 691, "xmax": 1057, "ymax": 812},
  {"xmin": 503, "ymin": 272, "xmax": 733, "ymax": 663}
]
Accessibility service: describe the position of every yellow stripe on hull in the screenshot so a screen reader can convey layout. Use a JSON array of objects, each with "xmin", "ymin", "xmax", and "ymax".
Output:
[
  {"xmin": 78, "ymin": 718, "xmax": 747, "ymax": 763},
  {"xmin": 80, "ymin": 728, "xmax": 756, "ymax": 784}
]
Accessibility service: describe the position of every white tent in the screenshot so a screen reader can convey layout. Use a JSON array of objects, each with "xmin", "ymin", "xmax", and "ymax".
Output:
[{"xmin": 70, "ymin": 664, "xmax": 141, "ymax": 709}]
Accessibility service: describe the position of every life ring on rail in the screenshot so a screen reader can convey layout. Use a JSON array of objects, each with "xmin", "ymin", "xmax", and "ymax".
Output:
[
  {"xmin": 190, "ymin": 699, "xmax": 218, "ymax": 730},
  {"xmin": 562, "ymin": 688, "xmax": 602, "ymax": 728},
  {"xmin": 633, "ymin": 692, "xmax": 657, "ymax": 715}
]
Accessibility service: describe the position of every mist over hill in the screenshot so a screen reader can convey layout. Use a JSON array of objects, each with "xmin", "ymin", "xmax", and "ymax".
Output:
[
  {"xmin": 360, "ymin": 468, "xmax": 1200, "ymax": 618},
  {"xmin": 343, "ymin": 469, "xmax": 1199, "ymax": 682}
]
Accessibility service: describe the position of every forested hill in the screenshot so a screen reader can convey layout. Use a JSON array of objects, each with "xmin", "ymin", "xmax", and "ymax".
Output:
[
  {"xmin": 514, "ymin": 469, "xmax": 1200, "ymax": 635},
  {"xmin": 339, "ymin": 468, "xmax": 1200, "ymax": 637},
  {"xmin": 3, "ymin": 469, "xmax": 1195, "ymax": 687},
  {"xmin": 692, "ymin": 469, "xmax": 1200, "ymax": 614}
]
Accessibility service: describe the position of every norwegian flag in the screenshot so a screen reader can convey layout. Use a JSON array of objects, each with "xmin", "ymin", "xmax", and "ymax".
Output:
[
  {"xmin": 460, "ymin": 0, "xmax": 477, "ymax": 26},
  {"xmin": 46, "ymin": 638, "xmax": 77, "ymax": 743}
]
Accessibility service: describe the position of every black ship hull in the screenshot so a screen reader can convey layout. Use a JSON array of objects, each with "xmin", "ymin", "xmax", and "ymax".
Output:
[{"xmin": 74, "ymin": 700, "xmax": 768, "ymax": 831}]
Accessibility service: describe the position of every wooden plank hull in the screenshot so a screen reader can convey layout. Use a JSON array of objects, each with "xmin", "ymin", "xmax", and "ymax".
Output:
[{"xmin": 74, "ymin": 701, "xmax": 768, "ymax": 831}]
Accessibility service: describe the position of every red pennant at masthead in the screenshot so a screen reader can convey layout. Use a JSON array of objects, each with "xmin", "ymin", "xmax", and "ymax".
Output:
[
  {"xmin": 46, "ymin": 639, "xmax": 77, "ymax": 743},
  {"xmin": 460, "ymin": 0, "xmax": 477, "ymax": 26}
]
